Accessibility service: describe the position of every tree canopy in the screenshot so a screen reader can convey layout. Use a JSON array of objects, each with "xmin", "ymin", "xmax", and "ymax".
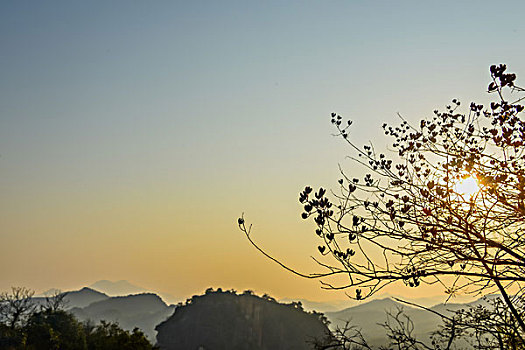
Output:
[{"xmin": 239, "ymin": 64, "xmax": 525, "ymax": 334}]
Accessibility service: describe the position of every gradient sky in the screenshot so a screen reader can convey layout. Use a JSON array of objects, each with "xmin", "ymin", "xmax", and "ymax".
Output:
[{"xmin": 2, "ymin": 1, "xmax": 525, "ymax": 303}]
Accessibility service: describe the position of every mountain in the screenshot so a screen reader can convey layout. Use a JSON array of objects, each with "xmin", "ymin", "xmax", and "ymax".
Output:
[
  {"xmin": 325, "ymin": 296, "xmax": 498, "ymax": 347},
  {"xmin": 71, "ymin": 293, "xmax": 175, "ymax": 341},
  {"xmin": 278, "ymin": 298, "xmax": 355, "ymax": 313},
  {"xmin": 30, "ymin": 283, "xmax": 501, "ymax": 347},
  {"xmin": 77, "ymin": 293, "xmax": 168, "ymax": 316},
  {"xmin": 90, "ymin": 280, "xmax": 147, "ymax": 296},
  {"xmin": 63, "ymin": 287, "xmax": 109, "ymax": 309},
  {"xmin": 378, "ymin": 293, "xmax": 477, "ymax": 307},
  {"xmin": 156, "ymin": 290, "xmax": 332, "ymax": 350},
  {"xmin": 33, "ymin": 287, "xmax": 109, "ymax": 310},
  {"xmin": 89, "ymin": 280, "xmax": 179, "ymax": 304},
  {"xmin": 33, "ymin": 284, "xmax": 176, "ymax": 341},
  {"xmin": 326, "ymin": 298, "xmax": 435, "ymax": 347}
]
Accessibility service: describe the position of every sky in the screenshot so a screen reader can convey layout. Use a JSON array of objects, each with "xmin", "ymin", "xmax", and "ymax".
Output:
[{"xmin": 2, "ymin": 1, "xmax": 525, "ymax": 304}]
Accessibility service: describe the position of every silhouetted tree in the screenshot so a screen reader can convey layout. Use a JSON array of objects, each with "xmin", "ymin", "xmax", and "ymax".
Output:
[
  {"xmin": 0, "ymin": 287, "xmax": 157, "ymax": 350},
  {"xmin": 431, "ymin": 295, "xmax": 525, "ymax": 349},
  {"xmin": 239, "ymin": 65, "xmax": 525, "ymax": 334},
  {"xmin": 40, "ymin": 290, "xmax": 68, "ymax": 313},
  {"xmin": 85, "ymin": 321, "xmax": 156, "ymax": 350},
  {"xmin": 316, "ymin": 296, "xmax": 525, "ymax": 350},
  {"xmin": 24, "ymin": 309, "xmax": 87, "ymax": 350},
  {"xmin": 312, "ymin": 320, "xmax": 371, "ymax": 350},
  {"xmin": 0, "ymin": 323, "xmax": 25, "ymax": 349},
  {"xmin": 0, "ymin": 287, "xmax": 36, "ymax": 329}
]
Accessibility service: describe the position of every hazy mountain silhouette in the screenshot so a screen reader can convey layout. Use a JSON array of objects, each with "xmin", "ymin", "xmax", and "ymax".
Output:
[
  {"xmin": 278, "ymin": 298, "xmax": 354, "ymax": 312},
  {"xmin": 326, "ymin": 298, "xmax": 440, "ymax": 346},
  {"xmin": 30, "ymin": 284, "xmax": 500, "ymax": 347},
  {"xmin": 33, "ymin": 287, "xmax": 109, "ymax": 309},
  {"xmin": 325, "ymin": 296, "xmax": 499, "ymax": 347},
  {"xmin": 156, "ymin": 289, "xmax": 331, "ymax": 350},
  {"xmin": 71, "ymin": 293, "xmax": 175, "ymax": 341},
  {"xmin": 34, "ymin": 287, "xmax": 174, "ymax": 341},
  {"xmin": 90, "ymin": 280, "xmax": 147, "ymax": 296},
  {"xmin": 278, "ymin": 294, "xmax": 470, "ymax": 313},
  {"xmin": 89, "ymin": 280, "xmax": 179, "ymax": 304},
  {"xmin": 63, "ymin": 287, "xmax": 110, "ymax": 308}
]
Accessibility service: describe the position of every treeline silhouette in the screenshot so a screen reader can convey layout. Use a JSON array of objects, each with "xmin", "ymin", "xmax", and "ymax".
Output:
[{"xmin": 0, "ymin": 287, "xmax": 156, "ymax": 350}]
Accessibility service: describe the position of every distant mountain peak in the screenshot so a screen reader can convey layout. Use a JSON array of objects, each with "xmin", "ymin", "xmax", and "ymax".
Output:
[
  {"xmin": 77, "ymin": 287, "xmax": 103, "ymax": 293},
  {"xmin": 88, "ymin": 280, "xmax": 179, "ymax": 304},
  {"xmin": 50, "ymin": 287, "xmax": 111, "ymax": 309},
  {"xmin": 90, "ymin": 280, "xmax": 147, "ymax": 296}
]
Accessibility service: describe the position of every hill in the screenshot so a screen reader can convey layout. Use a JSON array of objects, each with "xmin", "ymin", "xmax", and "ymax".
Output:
[
  {"xmin": 90, "ymin": 280, "xmax": 147, "ymax": 296},
  {"xmin": 89, "ymin": 280, "xmax": 179, "ymax": 304},
  {"xmin": 63, "ymin": 287, "xmax": 110, "ymax": 308},
  {"xmin": 155, "ymin": 289, "xmax": 331, "ymax": 350},
  {"xmin": 278, "ymin": 298, "xmax": 354, "ymax": 312},
  {"xmin": 326, "ymin": 298, "xmax": 433, "ymax": 346},
  {"xmin": 71, "ymin": 293, "xmax": 175, "ymax": 341},
  {"xmin": 325, "ymin": 296, "xmax": 499, "ymax": 347},
  {"xmin": 32, "ymin": 287, "xmax": 109, "ymax": 309}
]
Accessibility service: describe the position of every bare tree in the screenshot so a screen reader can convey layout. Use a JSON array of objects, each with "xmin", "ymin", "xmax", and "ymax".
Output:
[
  {"xmin": 311, "ymin": 306, "xmax": 454, "ymax": 350},
  {"xmin": 430, "ymin": 295, "xmax": 525, "ymax": 350},
  {"xmin": 311, "ymin": 320, "xmax": 372, "ymax": 350},
  {"xmin": 0, "ymin": 287, "xmax": 36, "ymax": 329},
  {"xmin": 239, "ymin": 65, "xmax": 525, "ymax": 334},
  {"xmin": 41, "ymin": 289, "xmax": 68, "ymax": 312}
]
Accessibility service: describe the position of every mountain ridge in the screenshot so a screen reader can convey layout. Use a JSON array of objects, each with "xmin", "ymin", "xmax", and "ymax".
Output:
[
  {"xmin": 29, "ymin": 282, "xmax": 501, "ymax": 347},
  {"xmin": 156, "ymin": 289, "xmax": 331, "ymax": 350}
]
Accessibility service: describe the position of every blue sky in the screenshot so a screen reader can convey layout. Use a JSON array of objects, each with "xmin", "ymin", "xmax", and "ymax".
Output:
[{"xmin": 1, "ymin": 1, "xmax": 525, "ymax": 301}]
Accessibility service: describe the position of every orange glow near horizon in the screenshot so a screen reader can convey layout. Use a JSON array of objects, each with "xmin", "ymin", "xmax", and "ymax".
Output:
[{"xmin": 3, "ymin": 1, "xmax": 525, "ymax": 309}]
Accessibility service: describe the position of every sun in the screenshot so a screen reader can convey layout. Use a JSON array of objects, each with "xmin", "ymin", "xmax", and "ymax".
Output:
[{"xmin": 454, "ymin": 176, "xmax": 480, "ymax": 198}]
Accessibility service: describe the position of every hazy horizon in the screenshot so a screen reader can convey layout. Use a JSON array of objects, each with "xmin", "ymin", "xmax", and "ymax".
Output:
[
  {"xmin": 32, "ymin": 278, "xmax": 476, "ymax": 309},
  {"xmin": 2, "ymin": 1, "xmax": 525, "ymax": 305}
]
